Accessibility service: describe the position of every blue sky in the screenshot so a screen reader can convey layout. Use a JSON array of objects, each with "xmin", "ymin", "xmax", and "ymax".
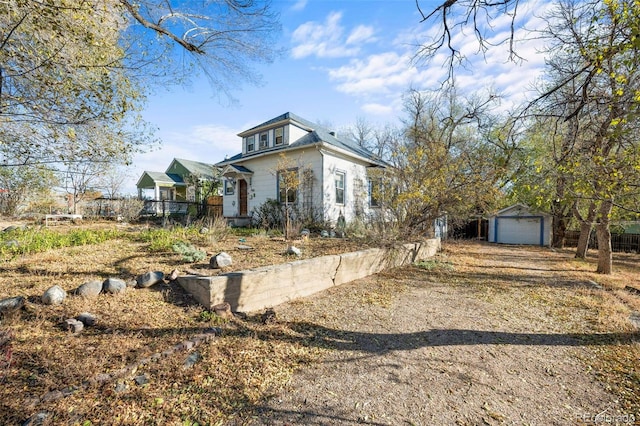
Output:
[{"xmin": 128, "ymin": 0, "xmax": 550, "ymax": 194}]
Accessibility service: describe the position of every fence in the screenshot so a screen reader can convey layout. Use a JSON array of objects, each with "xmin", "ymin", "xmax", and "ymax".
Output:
[
  {"xmin": 141, "ymin": 198, "xmax": 223, "ymax": 219},
  {"xmin": 564, "ymin": 230, "xmax": 640, "ymax": 253}
]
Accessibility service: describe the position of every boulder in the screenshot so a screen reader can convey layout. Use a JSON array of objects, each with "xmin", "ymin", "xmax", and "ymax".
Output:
[
  {"xmin": 102, "ymin": 278, "xmax": 126, "ymax": 294},
  {"xmin": 41, "ymin": 286, "xmax": 66, "ymax": 305},
  {"xmin": 136, "ymin": 271, "xmax": 164, "ymax": 288},
  {"xmin": 285, "ymin": 245, "xmax": 301, "ymax": 257},
  {"xmin": 210, "ymin": 252, "xmax": 232, "ymax": 268},
  {"xmin": 212, "ymin": 302, "xmax": 233, "ymax": 319},
  {"xmin": 0, "ymin": 296, "xmax": 25, "ymax": 317},
  {"xmin": 261, "ymin": 308, "xmax": 277, "ymax": 324},
  {"xmin": 76, "ymin": 312, "xmax": 97, "ymax": 326},
  {"xmin": 168, "ymin": 269, "xmax": 180, "ymax": 281},
  {"xmin": 63, "ymin": 318, "xmax": 83, "ymax": 334},
  {"xmin": 320, "ymin": 230, "xmax": 329, "ymax": 238},
  {"xmin": 76, "ymin": 280, "xmax": 103, "ymax": 298}
]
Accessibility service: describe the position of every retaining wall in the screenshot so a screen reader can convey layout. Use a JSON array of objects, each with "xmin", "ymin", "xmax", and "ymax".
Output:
[{"xmin": 177, "ymin": 238, "xmax": 440, "ymax": 312}]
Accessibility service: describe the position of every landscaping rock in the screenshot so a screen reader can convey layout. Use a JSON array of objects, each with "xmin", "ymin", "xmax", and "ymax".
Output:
[
  {"xmin": 199, "ymin": 227, "xmax": 209, "ymax": 234},
  {"xmin": 210, "ymin": 252, "xmax": 232, "ymax": 268},
  {"xmin": 285, "ymin": 245, "xmax": 301, "ymax": 257},
  {"xmin": 183, "ymin": 351, "xmax": 201, "ymax": 369},
  {"xmin": 320, "ymin": 230, "xmax": 329, "ymax": 238},
  {"xmin": 237, "ymin": 244, "xmax": 253, "ymax": 250},
  {"xmin": 261, "ymin": 308, "xmax": 277, "ymax": 324},
  {"xmin": 3, "ymin": 225, "xmax": 23, "ymax": 233},
  {"xmin": 76, "ymin": 312, "xmax": 97, "ymax": 326},
  {"xmin": 212, "ymin": 302, "xmax": 233, "ymax": 319},
  {"xmin": 76, "ymin": 280, "xmax": 103, "ymax": 298},
  {"xmin": 136, "ymin": 271, "xmax": 164, "ymax": 288},
  {"xmin": 63, "ymin": 318, "xmax": 84, "ymax": 334},
  {"xmin": 168, "ymin": 269, "xmax": 180, "ymax": 281},
  {"xmin": 102, "ymin": 278, "xmax": 126, "ymax": 294},
  {"xmin": 22, "ymin": 411, "xmax": 48, "ymax": 426},
  {"xmin": 134, "ymin": 374, "xmax": 149, "ymax": 386},
  {"xmin": 41, "ymin": 286, "xmax": 66, "ymax": 305},
  {"xmin": 0, "ymin": 296, "xmax": 25, "ymax": 317}
]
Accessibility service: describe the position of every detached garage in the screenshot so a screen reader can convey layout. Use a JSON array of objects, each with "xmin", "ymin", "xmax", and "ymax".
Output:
[{"xmin": 488, "ymin": 204, "xmax": 552, "ymax": 246}]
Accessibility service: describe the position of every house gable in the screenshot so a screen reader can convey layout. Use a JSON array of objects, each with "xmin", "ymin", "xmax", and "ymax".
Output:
[
  {"xmin": 166, "ymin": 158, "xmax": 218, "ymax": 180},
  {"xmin": 218, "ymin": 112, "xmax": 386, "ymax": 225},
  {"xmin": 136, "ymin": 171, "xmax": 184, "ymax": 189}
]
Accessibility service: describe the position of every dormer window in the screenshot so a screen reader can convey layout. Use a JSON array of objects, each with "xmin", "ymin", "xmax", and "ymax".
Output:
[
  {"xmin": 246, "ymin": 135, "xmax": 255, "ymax": 152},
  {"xmin": 259, "ymin": 132, "xmax": 268, "ymax": 149},
  {"xmin": 275, "ymin": 127, "xmax": 284, "ymax": 145}
]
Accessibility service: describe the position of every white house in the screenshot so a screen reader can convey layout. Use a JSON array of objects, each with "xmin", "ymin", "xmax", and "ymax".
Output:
[
  {"xmin": 216, "ymin": 112, "xmax": 386, "ymax": 227},
  {"xmin": 488, "ymin": 204, "xmax": 552, "ymax": 246}
]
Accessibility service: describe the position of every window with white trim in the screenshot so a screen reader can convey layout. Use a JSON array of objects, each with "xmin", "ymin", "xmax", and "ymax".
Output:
[
  {"xmin": 259, "ymin": 132, "xmax": 268, "ymax": 149},
  {"xmin": 278, "ymin": 169, "xmax": 298, "ymax": 203},
  {"xmin": 224, "ymin": 180, "xmax": 235, "ymax": 195},
  {"xmin": 246, "ymin": 135, "xmax": 255, "ymax": 152},
  {"xmin": 274, "ymin": 127, "xmax": 284, "ymax": 145},
  {"xmin": 335, "ymin": 171, "xmax": 345, "ymax": 205}
]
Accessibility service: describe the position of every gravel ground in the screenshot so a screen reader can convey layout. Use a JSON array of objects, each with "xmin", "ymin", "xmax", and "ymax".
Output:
[{"xmin": 242, "ymin": 243, "xmax": 633, "ymax": 426}]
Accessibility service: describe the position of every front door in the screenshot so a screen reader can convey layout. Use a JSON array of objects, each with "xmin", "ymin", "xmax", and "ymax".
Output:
[{"xmin": 239, "ymin": 179, "xmax": 248, "ymax": 216}]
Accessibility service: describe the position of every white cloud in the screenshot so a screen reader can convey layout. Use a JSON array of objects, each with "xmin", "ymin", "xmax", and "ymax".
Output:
[
  {"xmin": 291, "ymin": 0, "xmax": 307, "ymax": 12},
  {"xmin": 346, "ymin": 25, "xmax": 376, "ymax": 45},
  {"xmin": 361, "ymin": 103, "xmax": 394, "ymax": 116},
  {"xmin": 291, "ymin": 12, "xmax": 375, "ymax": 59}
]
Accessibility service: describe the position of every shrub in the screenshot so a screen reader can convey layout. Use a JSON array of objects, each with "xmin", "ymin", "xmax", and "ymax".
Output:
[
  {"xmin": 172, "ymin": 241, "xmax": 206, "ymax": 263},
  {"xmin": 251, "ymin": 198, "xmax": 284, "ymax": 230}
]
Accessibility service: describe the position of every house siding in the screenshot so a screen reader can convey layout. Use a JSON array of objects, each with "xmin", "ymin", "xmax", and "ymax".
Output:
[
  {"xmin": 223, "ymin": 149, "xmax": 324, "ymax": 222},
  {"xmin": 321, "ymin": 150, "xmax": 371, "ymax": 224}
]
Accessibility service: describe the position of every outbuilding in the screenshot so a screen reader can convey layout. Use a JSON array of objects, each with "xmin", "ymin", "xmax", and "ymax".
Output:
[{"xmin": 488, "ymin": 204, "xmax": 552, "ymax": 246}]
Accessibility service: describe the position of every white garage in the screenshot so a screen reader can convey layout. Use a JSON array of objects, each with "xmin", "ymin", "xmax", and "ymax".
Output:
[{"xmin": 488, "ymin": 204, "xmax": 552, "ymax": 246}]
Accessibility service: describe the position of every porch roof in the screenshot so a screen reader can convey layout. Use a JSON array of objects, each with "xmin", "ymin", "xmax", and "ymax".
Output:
[{"xmin": 136, "ymin": 171, "xmax": 186, "ymax": 189}]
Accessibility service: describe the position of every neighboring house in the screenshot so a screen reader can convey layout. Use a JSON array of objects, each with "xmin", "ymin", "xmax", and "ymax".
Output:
[
  {"xmin": 488, "ymin": 204, "xmax": 552, "ymax": 246},
  {"xmin": 216, "ymin": 112, "xmax": 386, "ymax": 227},
  {"xmin": 136, "ymin": 158, "xmax": 221, "ymax": 214}
]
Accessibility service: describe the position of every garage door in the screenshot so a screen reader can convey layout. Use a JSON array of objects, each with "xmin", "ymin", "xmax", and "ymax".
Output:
[{"xmin": 496, "ymin": 217, "xmax": 542, "ymax": 245}]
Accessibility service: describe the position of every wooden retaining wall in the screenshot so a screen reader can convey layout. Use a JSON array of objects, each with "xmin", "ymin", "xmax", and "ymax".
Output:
[{"xmin": 177, "ymin": 239, "xmax": 440, "ymax": 312}]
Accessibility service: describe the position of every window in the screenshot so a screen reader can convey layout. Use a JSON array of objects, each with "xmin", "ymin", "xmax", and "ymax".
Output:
[
  {"xmin": 369, "ymin": 179, "xmax": 380, "ymax": 207},
  {"xmin": 335, "ymin": 171, "xmax": 345, "ymax": 205},
  {"xmin": 224, "ymin": 180, "xmax": 235, "ymax": 195},
  {"xmin": 259, "ymin": 132, "xmax": 268, "ymax": 149},
  {"xmin": 278, "ymin": 169, "xmax": 298, "ymax": 204},
  {"xmin": 274, "ymin": 127, "xmax": 284, "ymax": 145},
  {"xmin": 246, "ymin": 135, "xmax": 255, "ymax": 152}
]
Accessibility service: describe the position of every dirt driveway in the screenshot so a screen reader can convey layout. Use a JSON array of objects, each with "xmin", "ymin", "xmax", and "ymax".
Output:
[{"xmin": 241, "ymin": 242, "xmax": 638, "ymax": 425}]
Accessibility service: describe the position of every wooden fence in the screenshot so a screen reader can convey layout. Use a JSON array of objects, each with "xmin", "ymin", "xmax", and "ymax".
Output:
[{"xmin": 564, "ymin": 230, "xmax": 640, "ymax": 253}]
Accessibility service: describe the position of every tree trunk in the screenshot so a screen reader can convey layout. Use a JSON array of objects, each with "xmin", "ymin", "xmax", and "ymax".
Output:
[
  {"xmin": 551, "ymin": 214, "xmax": 567, "ymax": 248},
  {"xmin": 574, "ymin": 201, "xmax": 597, "ymax": 259},
  {"xmin": 595, "ymin": 199, "xmax": 613, "ymax": 274}
]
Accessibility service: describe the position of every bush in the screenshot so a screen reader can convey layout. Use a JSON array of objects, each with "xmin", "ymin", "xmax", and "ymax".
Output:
[
  {"xmin": 172, "ymin": 241, "xmax": 206, "ymax": 263},
  {"xmin": 251, "ymin": 199, "xmax": 285, "ymax": 230}
]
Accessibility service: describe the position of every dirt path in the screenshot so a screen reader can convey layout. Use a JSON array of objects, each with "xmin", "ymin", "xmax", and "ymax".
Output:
[{"xmin": 242, "ymin": 243, "xmax": 633, "ymax": 425}]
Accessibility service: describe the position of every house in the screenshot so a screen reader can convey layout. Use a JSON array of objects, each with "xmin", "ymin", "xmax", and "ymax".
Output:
[
  {"xmin": 488, "ymin": 204, "xmax": 552, "ymax": 246},
  {"xmin": 136, "ymin": 158, "xmax": 221, "ymax": 215},
  {"xmin": 216, "ymin": 112, "xmax": 386, "ymax": 227}
]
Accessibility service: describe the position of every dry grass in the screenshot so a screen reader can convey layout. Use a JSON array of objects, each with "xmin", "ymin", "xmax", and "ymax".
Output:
[
  {"xmin": 0, "ymin": 220, "xmax": 362, "ymax": 425},
  {"xmin": 0, "ymin": 222, "xmax": 638, "ymax": 424}
]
